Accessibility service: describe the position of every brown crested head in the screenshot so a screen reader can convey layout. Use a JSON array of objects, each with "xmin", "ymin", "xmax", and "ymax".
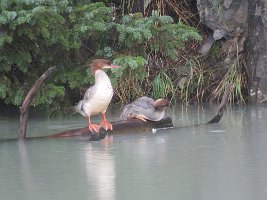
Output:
[
  {"xmin": 90, "ymin": 59, "xmax": 120, "ymax": 75},
  {"xmin": 153, "ymin": 99, "xmax": 170, "ymax": 110},
  {"xmin": 90, "ymin": 59, "xmax": 112, "ymax": 74}
]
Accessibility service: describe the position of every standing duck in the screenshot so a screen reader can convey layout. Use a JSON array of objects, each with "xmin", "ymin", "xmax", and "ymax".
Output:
[
  {"xmin": 120, "ymin": 96, "xmax": 169, "ymax": 122},
  {"xmin": 75, "ymin": 59, "xmax": 120, "ymax": 133}
]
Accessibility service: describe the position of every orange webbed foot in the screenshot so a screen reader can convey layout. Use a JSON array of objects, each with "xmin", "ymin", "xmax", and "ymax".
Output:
[
  {"xmin": 99, "ymin": 120, "xmax": 113, "ymax": 131},
  {"xmin": 88, "ymin": 124, "xmax": 101, "ymax": 133}
]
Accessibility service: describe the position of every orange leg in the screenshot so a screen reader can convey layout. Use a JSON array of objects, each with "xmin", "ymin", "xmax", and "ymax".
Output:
[
  {"xmin": 88, "ymin": 115, "xmax": 101, "ymax": 133},
  {"xmin": 99, "ymin": 112, "xmax": 113, "ymax": 131}
]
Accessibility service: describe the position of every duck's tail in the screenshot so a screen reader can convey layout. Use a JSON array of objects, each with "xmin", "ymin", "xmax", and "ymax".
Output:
[{"xmin": 74, "ymin": 100, "xmax": 87, "ymax": 117}]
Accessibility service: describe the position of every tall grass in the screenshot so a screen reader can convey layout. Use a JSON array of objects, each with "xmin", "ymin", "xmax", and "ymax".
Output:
[
  {"xmin": 115, "ymin": 0, "xmax": 248, "ymax": 105},
  {"xmin": 209, "ymin": 55, "xmax": 247, "ymax": 104},
  {"xmin": 178, "ymin": 56, "xmax": 210, "ymax": 104},
  {"xmin": 152, "ymin": 71, "xmax": 174, "ymax": 100},
  {"xmin": 113, "ymin": 53, "xmax": 247, "ymax": 105}
]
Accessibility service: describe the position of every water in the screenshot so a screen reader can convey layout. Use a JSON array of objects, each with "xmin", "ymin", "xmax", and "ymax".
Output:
[{"xmin": 0, "ymin": 104, "xmax": 267, "ymax": 200}]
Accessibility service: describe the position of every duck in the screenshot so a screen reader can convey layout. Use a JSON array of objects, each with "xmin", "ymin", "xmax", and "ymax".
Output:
[
  {"xmin": 120, "ymin": 96, "xmax": 169, "ymax": 122},
  {"xmin": 75, "ymin": 59, "xmax": 120, "ymax": 133}
]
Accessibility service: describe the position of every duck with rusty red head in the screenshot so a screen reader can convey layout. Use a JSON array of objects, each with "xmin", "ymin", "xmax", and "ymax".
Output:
[
  {"xmin": 120, "ymin": 96, "xmax": 169, "ymax": 122},
  {"xmin": 75, "ymin": 59, "xmax": 120, "ymax": 133}
]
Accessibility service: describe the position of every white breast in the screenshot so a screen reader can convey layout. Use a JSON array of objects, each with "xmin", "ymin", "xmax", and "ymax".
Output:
[{"xmin": 83, "ymin": 70, "xmax": 113, "ymax": 116}]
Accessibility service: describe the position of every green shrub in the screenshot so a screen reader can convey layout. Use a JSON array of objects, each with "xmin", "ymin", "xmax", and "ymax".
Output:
[
  {"xmin": 0, "ymin": 1, "xmax": 201, "ymax": 114},
  {"xmin": 0, "ymin": 0, "xmax": 111, "ymax": 114}
]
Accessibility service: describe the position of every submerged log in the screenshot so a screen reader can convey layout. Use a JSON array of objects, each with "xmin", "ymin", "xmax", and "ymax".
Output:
[{"xmin": 48, "ymin": 117, "xmax": 173, "ymax": 141}]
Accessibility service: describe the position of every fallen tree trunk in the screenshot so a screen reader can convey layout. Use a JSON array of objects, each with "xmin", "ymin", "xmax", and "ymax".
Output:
[
  {"xmin": 47, "ymin": 84, "xmax": 231, "ymax": 141},
  {"xmin": 19, "ymin": 86, "xmax": 230, "ymax": 141},
  {"xmin": 48, "ymin": 117, "xmax": 173, "ymax": 141}
]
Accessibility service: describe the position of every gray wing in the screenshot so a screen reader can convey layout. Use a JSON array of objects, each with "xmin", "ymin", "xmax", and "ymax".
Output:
[
  {"xmin": 132, "ymin": 96, "xmax": 154, "ymax": 106},
  {"xmin": 131, "ymin": 96, "xmax": 155, "ymax": 111},
  {"xmin": 74, "ymin": 85, "xmax": 96, "ymax": 117},
  {"xmin": 120, "ymin": 97, "xmax": 155, "ymax": 120},
  {"xmin": 120, "ymin": 104, "xmax": 140, "ymax": 120},
  {"xmin": 83, "ymin": 85, "xmax": 96, "ymax": 101}
]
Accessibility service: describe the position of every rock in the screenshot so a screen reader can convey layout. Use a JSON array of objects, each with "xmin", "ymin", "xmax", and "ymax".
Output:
[
  {"xmin": 197, "ymin": 0, "xmax": 248, "ymax": 53},
  {"xmin": 245, "ymin": 0, "xmax": 267, "ymax": 103},
  {"xmin": 223, "ymin": 0, "xmax": 233, "ymax": 9},
  {"xmin": 213, "ymin": 29, "xmax": 228, "ymax": 40},
  {"xmin": 196, "ymin": 0, "xmax": 267, "ymax": 103},
  {"xmin": 197, "ymin": 34, "xmax": 215, "ymax": 54}
]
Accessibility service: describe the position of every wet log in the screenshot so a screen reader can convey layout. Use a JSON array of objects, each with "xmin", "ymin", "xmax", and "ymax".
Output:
[
  {"xmin": 19, "ymin": 66, "xmax": 57, "ymax": 140},
  {"xmin": 48, "ymin": 117, "xmax": 173, "ymax": 141},
  {"xmin": 207, "ymin": 83, "xmax": 231, "ymax": 124}
]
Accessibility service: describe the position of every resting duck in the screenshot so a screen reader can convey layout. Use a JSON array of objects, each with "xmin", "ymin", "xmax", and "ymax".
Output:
[
  {"xmin": 120, "ymin": 96, "xmax": 169, "ymax": 122},
  {"xmin": 75, "ymin": 59, "xmax": 120, "ymax": 133}
]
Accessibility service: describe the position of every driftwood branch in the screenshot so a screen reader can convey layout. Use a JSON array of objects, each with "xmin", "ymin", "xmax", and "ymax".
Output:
[
  {"xmin": 207, "ymin": 83, "xmax": 231, "ymax": 124},
  {"xmin": 19, "ymin": 66, "xmax": 57, "ymax": 140},
  {"xmin": 153, "ymin": 84, "xmax": 231, "ymax": 133}
]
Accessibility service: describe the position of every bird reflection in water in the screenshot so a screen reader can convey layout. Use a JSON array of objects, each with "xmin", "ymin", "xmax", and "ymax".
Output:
[{"xmin": 83, "ymin": 136, "xmax": 115, "ymax": 200}]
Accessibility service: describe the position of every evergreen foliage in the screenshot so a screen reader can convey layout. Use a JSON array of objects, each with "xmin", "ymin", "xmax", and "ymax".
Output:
[
  {"xmin": 0, "ymin": 0, "xmax": 201, "ymax": 114},
  {"xmin": 115, "ymin": 11, "xmax": 201, "ymax": 59},
  {"xmin": 110, "ymin": 11, "xmax": 201, "ymax": 102},
  {"xmin": 0, "ymin": 0, "xmax": 112, "ymax": 113}
]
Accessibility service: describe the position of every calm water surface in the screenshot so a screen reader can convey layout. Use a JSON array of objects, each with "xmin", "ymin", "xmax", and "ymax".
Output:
[{"xmin": 0, "ymin": 104, "xmax": 267, "ymax": 200}]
